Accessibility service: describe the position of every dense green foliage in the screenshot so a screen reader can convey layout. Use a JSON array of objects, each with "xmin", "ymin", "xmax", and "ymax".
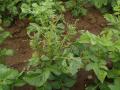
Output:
[
  {"xmin": 65, "ymin": 0, "xmax": 87, "ymax": 17},
  {"xmin": 0, "ymin": 0, "xmax": 120, "ymax": 90},
  {"xmin": 0, "ymin": 0, "xmax": 20, "ymax": 27},
  {"xmin": 65, "ymin": 0, "xmax": 116, "ymax": 17}
]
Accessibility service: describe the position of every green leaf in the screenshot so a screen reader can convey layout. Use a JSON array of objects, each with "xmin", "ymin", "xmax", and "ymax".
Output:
[
  {"xmin": 21, "ymin": 3, "xmax": 31, "ymax": 14},
  {"xmin": 90, "ymin": 0, "xmax": 108, "ymax": 8},
  {"xmin": 41, "ymin": 55, "xmax": 49, "ymax": 61},
  {"xmin": 104, "ymin": 14, "xmax": 119, "ymax": 24},
  {"xmin": 79, "ymin": 31, "xmax": 97, "ymax": 45},
  {"xmin": 85, "ymin": 86, "xmax": 96, "ymax": 90},
  {"xmin": 0, "ymin": 85, "xmax": 10, "ymax": 90},
  {"xmin": 86, "ymin": 62, "xmax": 107, "ymax": 83},
  {"xmin": 0, "ymin": 64, "xmax": 19, "ymax": 85},
  {"xmin": 28, "ymin": 57, "xmax": 40, "ymax": 66},
  {"xmin": 37, "ymin": 83, "xmax": 52, "ymax": 90},
  {"xmin": 99, "ymin": 83, "xmax": 111, "ymax": 90},
  {"xmin": 64, "ymin": 78, "xmax": 76, "ymax": 87},
  {"xmin": 23, "ymin": 69, "xmax": 50, "ymax": 87},
  {"xmin": 51, "ymin": 81, "xmax": 61, "ymax": 89},
  {"xmin": 107, "ymin": 69, "xmax": 120, "ymax": 78},
  {"xmin": 0, "ymin": 49, "xmax": 13, "ymax": 57},
  {"xmin": 61, "ymin": 54, "xmax": 82, "ymax": 75},
  {"xmin": 113, "ymin": 0, "xmax": 120, "ymax": 15},
  {"xmin": 65, "ymin": 0, "xmax": 75, "ymax": 9},
  {"xmin": 68, "ymin": 57, "xmax": 83, "ymax": 75},
  {"xmin": 109, "ymin": 78, "xmax": 120, "ymax": 90},
  {"xmin": 0, "ymin": 31, "xmax": 10, "ymax": 44},
  {"xmin": 14, "ymin": 79, "xmax": 26, "ymax": 87}
]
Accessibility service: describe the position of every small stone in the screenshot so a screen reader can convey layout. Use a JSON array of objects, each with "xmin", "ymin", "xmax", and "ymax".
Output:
[{"xmin": 87, "ymin": 75, "xmax": 93, "ymax": 80}]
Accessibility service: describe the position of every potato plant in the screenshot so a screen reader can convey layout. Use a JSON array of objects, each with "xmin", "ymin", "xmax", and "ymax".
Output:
[
  {"xmin": 65, "ymin": 0, "xmax": 116, "ymax": 17},
  {"xmin": 20, "ymin": 0, "xmax": 83, "ymax": 89},
  {"xmin": 0, "ymin": 0, "xmax": 120, "ymax": 90},
  {"xmin": 79, "ymin": 29, "xmax": 120, "ymax": 90},
  {"xmin": 65, "ymin": 0, "xmax": 87, "ymax": 17},
  {"xmin": 79, "ymin": 1, "xmax": 120, "ymax": 89}
]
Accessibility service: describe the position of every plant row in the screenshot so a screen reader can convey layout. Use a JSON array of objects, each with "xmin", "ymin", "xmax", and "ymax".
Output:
[{"xmin": 0, "ymin": 0, "xmax": 120, "ymax": 90}]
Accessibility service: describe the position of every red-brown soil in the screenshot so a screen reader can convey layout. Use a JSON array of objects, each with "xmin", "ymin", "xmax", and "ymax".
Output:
[
  {"xmin": 64, "ymin": 7, "xmax": 107, "ymax": 34},
  {"xmin": 0, "ymin": 20, "xmax": 32, "ymax": 70},
  {"xmin": 71, "ymin": 70, "xmax": 96, "ymax": 90},
  {"xmin": 0, "ymin": 7, "xmax": 107, "ymax": 90}
]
